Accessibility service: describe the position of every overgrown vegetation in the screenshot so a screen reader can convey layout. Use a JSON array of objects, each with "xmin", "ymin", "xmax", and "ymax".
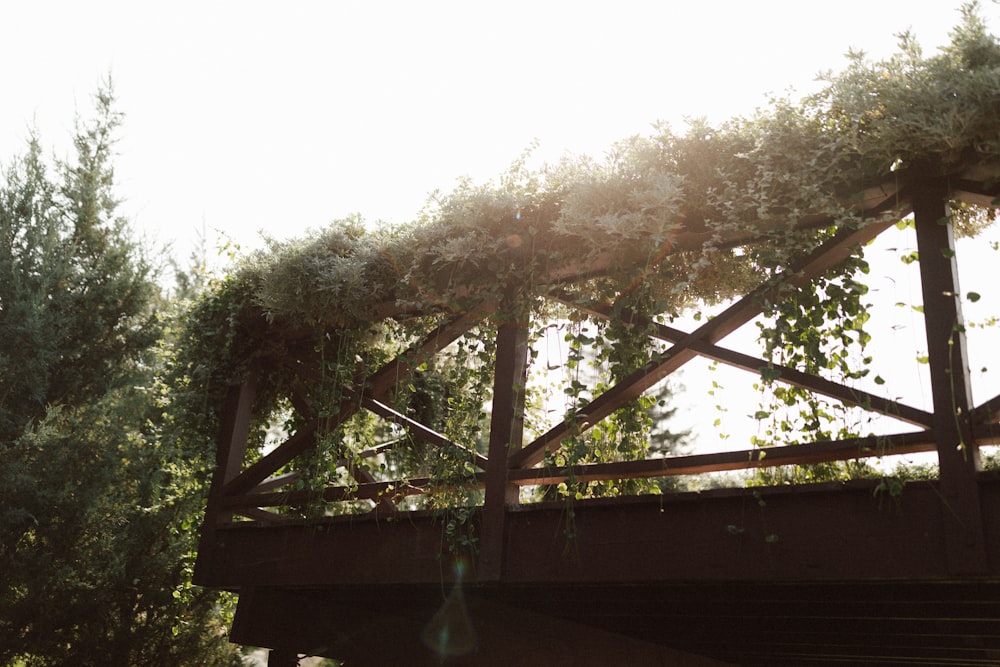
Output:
[{"xmin": 172, "ymin": 2, "xmax": 1000, "ymax": 520}]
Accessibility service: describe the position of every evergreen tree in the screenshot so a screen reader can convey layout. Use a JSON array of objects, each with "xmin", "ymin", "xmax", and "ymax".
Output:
[
  {"xmin": 0, "ymin": 88, "xmax": 156, "ymax": 442},
  {"xmin": 0, "ymin": 85, "xmax": 240, "ymax": 666}
]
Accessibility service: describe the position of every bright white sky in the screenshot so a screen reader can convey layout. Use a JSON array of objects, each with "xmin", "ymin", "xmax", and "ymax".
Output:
[{"xmin": 1, "ymin": 1, "xmax": 985, "ymax": 264}]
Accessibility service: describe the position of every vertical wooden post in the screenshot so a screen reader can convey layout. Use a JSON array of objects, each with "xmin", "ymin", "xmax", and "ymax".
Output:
[
  {"xmin": 912, "ymin": 178, "xmax": 988, "ymax": 575},
  {"xmin": 194, "ymin": 369, "xmax": 258, "ymax": 585},
  {"xmin": 479, "ymin": 314, "xmax": 530, "ymax": 581}
]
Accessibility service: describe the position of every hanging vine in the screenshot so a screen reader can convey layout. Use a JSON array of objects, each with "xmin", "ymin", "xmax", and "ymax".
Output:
[{"xmin": 751, "ymin": 247, "xmax": 883, "ymax": 484}]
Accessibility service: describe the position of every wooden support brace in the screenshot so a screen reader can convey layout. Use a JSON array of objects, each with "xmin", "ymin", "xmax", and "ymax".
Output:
[{"xmin": 221, "ymin": 307, "xmax": 490, "ymax": 498}]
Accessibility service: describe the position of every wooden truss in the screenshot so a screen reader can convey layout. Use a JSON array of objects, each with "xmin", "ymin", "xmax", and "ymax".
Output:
[{"xmin": 195, "ymin": 168, "xmax": 1000, "ymax": 665}]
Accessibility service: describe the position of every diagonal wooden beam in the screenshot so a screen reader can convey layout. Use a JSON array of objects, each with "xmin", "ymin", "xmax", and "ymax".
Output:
[
  {"xmin": 349, "ymin": 464, "xmax": 397, "ymax": 514},
  {"xmin": 972, "ymin": 392, "xmax": 1000, "ymax": 428},
  {"xmin": 679, "ymin": 334, "xmax": 933, "ymax": 428},
  {"xmin": 234, "ymin": 507, "xmax": 289, "ymax": 523},
  {"xmin": 249, "ymin": 471, "xmax": 302, "ymax": 494},
  {"xmin": 203, "ymin": 370, "xmax": 258, "ymax": 534},
  {"xmin": 335, "ymin": 440, "xmax": 400, "ymax": 467},
  {"xmin": 362, "ymin": 301, "xmax": 497, "ymax": 399},
  {"xmin": 361, "ymin": 396, "xmax": 489, "ymax": 469},
  {"xmin": 222, "ymin": 305, "xmax": 493, "ymax": 497},
  {"xmin": 512, "ymin": 217, "xmax": 899, "ymax": 469},
  {"xmin": 552, "ymin": 293, "xmax": 934, "ymax": 429},
  {"xmin": 222, "ymin": 421, "xmax": 321, "ymax": 497},
  {"xmin": 211, "ymin": 370, "xmax": 259, "ymax": 491}
]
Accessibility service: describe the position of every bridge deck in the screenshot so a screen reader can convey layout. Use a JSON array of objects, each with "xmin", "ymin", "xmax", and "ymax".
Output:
[{"xmin": 197, "ymin": 476, "xmax": 1000, "ymax": 665}]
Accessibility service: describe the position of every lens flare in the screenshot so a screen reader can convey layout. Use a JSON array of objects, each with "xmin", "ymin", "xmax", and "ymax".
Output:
[{"xmin": 420, "ymin": 559, "xmax": 477, "ymax": 658}]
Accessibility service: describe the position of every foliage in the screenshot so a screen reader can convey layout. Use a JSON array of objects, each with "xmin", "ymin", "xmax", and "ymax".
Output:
[
  {"xmin": 0, "ymin": 388, "xmax": 237, "ymax": 666},
  {"xmin": 171, "ymin": 5, "xmax": 1000, "ymax": 519},
  {"xmin": 543, "ymin": 284, "xmax": 680, "ymax": 500},
  {"xmin": 0, "ymin": 92, "xmax": 158, "ymax": 443},
  {"xmin": 0, "ymin": 86, "xmax": 240, "ymax": 665},
  {"xmin": 752, "ymin": 253, "xmax": 875, "ymax": 448}
]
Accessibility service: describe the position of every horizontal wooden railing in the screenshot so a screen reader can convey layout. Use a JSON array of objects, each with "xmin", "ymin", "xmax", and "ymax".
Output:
[{"xmin": 211, "ymin": 425, "xmax": 1000, "ymax": 517}]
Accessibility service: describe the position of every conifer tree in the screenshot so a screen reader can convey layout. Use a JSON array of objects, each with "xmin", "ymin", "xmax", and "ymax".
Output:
[{"xmin": 0, "ymin": 85, "xmax": 240, "ymax": 667}]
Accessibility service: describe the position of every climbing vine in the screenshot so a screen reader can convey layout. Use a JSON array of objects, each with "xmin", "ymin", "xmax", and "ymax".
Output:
[
  {"xmin": 546, "ymin": 283, "xmax": 664, "ymax": 500},
  {"xmin": 751, "ymin": 248, "xmax": 883, "ymax": 483}
]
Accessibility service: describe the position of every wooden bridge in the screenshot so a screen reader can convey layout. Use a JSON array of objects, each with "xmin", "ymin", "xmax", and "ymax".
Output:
[{"xmin": 194, "ymin": 167, "xmax": 1000, "ymax": 666}]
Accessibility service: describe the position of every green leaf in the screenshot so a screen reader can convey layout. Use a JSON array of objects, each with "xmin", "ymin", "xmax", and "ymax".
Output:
[
  {"xmin": 759, "ymin": 366, "xmax": 782, "ymax": 383},
  {"xmin": 967, "ymin": 291, "xmax": 981, "ymax": 302}
]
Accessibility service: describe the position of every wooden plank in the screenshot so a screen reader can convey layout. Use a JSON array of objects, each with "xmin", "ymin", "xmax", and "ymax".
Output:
[
  {"xmin": 216, "ymin": 427, "xmax": 938, "ymax": 510},
  {"xmin": 198, "ymin": 477, "xmax": 1000, "ymax": 589},
  {"xmin": 226, "ymin": 580, "xmax": 1000, "ymax": 666}
]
